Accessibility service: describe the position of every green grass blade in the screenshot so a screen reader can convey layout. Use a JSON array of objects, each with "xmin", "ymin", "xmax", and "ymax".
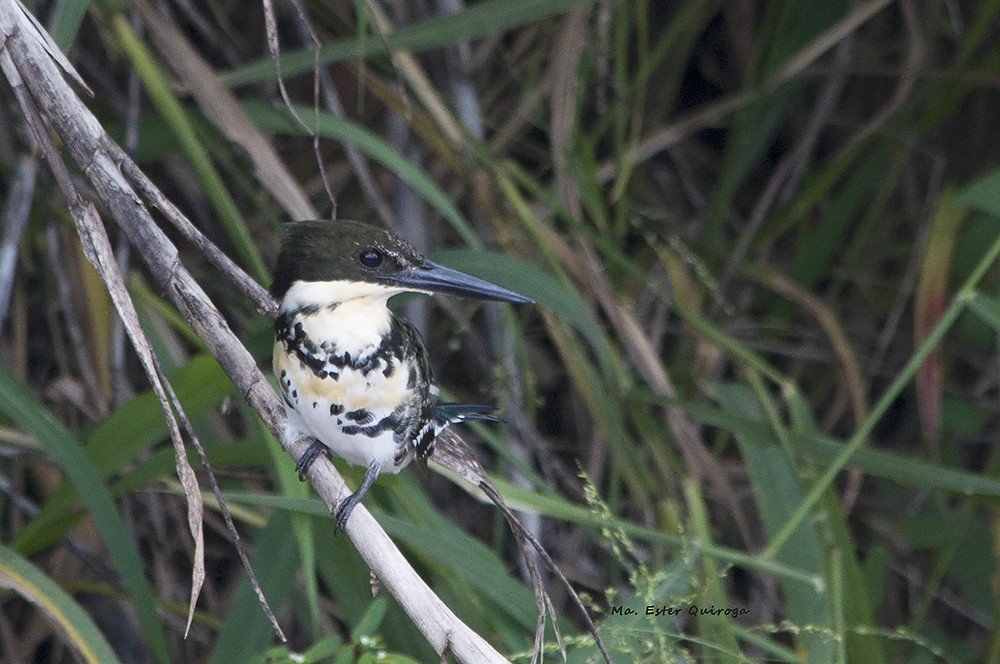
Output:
[
  {"xmin": 208, "ymin": 512, "xmax": 297, "ymax": 664},
  {"xmin": 956, "ymin": 167, "xmax": 1000, "ymax": 215},
  {"xmin": 0, "ymin": 543, "xmax": 122, "ymax": 664},
  {"xmin": 222, "ymin": 0, "xmax": 598, "ymax": 87},
  {"xmin": 676, "ymin": 397, "xmax": 1000, "ymax": 498}
]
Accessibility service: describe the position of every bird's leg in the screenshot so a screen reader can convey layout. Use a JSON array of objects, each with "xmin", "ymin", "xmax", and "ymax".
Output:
[
  {"xmin": 295, "ymin": 438, "xmax": 329, "ymax": 480},
  {"xmin": 335, "ymin": 459, "xmax": 381, "ymax": 533}
]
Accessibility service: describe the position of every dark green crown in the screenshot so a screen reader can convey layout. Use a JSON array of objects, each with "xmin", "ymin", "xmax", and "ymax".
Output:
[{"xmin": 271, "ymin": 220, "xmax": 425, "ymax": 300}]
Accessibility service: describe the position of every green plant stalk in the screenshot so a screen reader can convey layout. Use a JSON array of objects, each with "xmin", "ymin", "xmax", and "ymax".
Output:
[
  {"xmin": 762, "ymin": 222, "xmax": 1000, "ymax": 558},
  {"xmin": 683, "ymin": 478, "xmax": 740, "ymax": 657},
  {"xmin": 746, "ymin": 368, "xmax": 795, "ymax": 461},
  {"xmin": 829, "ymin": 546, "xmax": 847, "ymax": 664},
  {"xmin": 111, "ymin": 16, "xmax": 270, "ymax": 282}
]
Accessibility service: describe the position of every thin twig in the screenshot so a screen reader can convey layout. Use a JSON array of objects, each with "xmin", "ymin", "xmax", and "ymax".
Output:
[
  {"xmin": 261, "ymin": 0, "xmax": 336, "ymax": 217},
  {"xmin": 289, "ymin": 13, "xmax": 394, "ymax": 227}
]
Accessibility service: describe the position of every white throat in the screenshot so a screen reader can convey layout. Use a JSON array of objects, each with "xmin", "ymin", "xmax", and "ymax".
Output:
[{"xmin": 280, "ymin": 279, "xmax": 411, "ymax": 358}]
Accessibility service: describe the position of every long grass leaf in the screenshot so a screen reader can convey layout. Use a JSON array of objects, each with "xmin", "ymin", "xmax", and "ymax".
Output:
[
  {"xmin": 111, "ymin": 16, "xmax": 269, "ymax": 281},
  {"xmin": 0, "ymin": 543, "xmax": 122, "ymax": 664},
  {"xmin": 222, "ymin": 0, "xmax": 598, "ymax": 87}
]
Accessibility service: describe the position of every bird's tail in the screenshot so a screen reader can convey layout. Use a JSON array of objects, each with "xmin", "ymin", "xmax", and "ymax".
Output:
[{"xmin": 433, "ymin": 403, "xmax": 500, "ymax": 431}]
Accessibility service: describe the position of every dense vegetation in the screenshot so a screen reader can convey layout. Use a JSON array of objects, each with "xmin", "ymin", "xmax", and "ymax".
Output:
[{"xmin": 3, "ymin": 0, "xmax": 1000, "ymax": 661}]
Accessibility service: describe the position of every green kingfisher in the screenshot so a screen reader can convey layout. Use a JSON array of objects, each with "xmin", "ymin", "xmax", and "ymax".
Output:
[{"xmin": 271, "ymin": 219, "xmax": 532, "ymax": 531}]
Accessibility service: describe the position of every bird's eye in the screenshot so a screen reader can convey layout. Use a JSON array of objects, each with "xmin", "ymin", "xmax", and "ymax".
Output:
[{"xmin": 358, "ymin": 248, "xmax": 384, "ymax": 269}]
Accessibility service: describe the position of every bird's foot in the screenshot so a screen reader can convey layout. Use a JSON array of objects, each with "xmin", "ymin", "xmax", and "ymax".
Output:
[
  {"xmin": 296, "ymin": 439, "xmax": 328, "ymax": 480},
  {"xmin": 333, "ymin": 459, "xmax": 381, "ymax": 534}
]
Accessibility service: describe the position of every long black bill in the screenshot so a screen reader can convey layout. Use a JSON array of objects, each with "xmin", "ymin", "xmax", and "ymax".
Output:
[{"xmin": 390, "ymin": 260, "xmax": 533, "ymax": 304}]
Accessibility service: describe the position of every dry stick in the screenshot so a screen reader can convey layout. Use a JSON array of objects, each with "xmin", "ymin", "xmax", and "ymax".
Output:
[
  {"xmin": 289, "ymin": 13, "xmax": 395, "ymax": 228},
  {"xmin": 2, "ymin": 44, "xmax": 213, "ymax": 638},
  {"xmin": 261, "ymin": 0, "xmax": 336, "ymax": 217},
  {"xmin": 107, "ymin": 143, "xmax": 278, "ymax": 318},
  {"xmin": 0, "ymin": 3, "xmax": 507, "ymax": 660}
]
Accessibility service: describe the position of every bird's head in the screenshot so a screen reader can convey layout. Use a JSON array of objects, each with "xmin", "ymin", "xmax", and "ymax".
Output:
[{"xmin": 271, "ymin": 220, "xmax": 532, "ymax": 310}]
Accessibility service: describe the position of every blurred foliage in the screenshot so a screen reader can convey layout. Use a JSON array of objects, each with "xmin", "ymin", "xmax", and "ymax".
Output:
[{"xmin": 3, "ymin": 0, "xmax": 1000, "ymax": 661}]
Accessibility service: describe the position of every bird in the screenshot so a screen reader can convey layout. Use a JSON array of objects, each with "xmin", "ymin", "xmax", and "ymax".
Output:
[{"xmin": 271, "ymin": 219, "xmax": 532, "ymax": 531}]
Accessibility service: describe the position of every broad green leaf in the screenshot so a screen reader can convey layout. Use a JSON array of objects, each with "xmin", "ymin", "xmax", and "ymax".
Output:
[
  {"xmin": 716, "ymin": 383, "xmax": 835, "ymax": 660},
  {"xmin": 13, "ymin": 355, "xmax": 235, "ymax": 554},
  {"xmin": 49, "ymin": 0, "xmax": 91, "ymax": 51}
]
